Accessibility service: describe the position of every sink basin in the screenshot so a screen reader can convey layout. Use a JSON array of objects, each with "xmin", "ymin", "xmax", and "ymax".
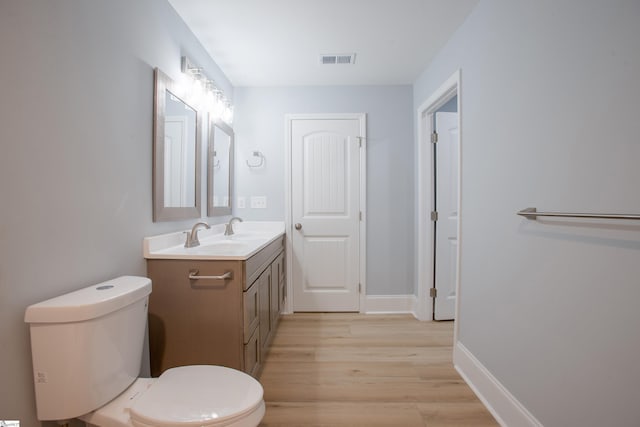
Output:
[
  {"xmin": 191, "ymin": 240, "xmax": 251, "ymax": 253},
  {"xmin": 226, "ymin": 233, "xmax": 272, "ymax": 242},
  {"xmin": 143, "ymin": 221, "xmax": 285, "ymax": 260},
  {"xmin": 205, "ymin": 240, "xmax": 249, "ymax": 248}
]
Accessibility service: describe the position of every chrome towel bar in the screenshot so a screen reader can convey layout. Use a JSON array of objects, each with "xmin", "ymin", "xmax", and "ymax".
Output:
[
  {"xmin": 188, "ymin": 270, "xmax": 233, "ymax": 280},
  {"xmin": 517, "ymin": 207, "xmax": 640, "ymax": 221}
]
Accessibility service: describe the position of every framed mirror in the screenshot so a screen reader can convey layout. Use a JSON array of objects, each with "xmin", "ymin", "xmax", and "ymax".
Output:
[
  {"xmin": 153, "ymin": 68, "xmax": 202, "ymax": 221},
  {"xmin": 208, "ymin": 120, "xmax": 234, "ymax": 216}
]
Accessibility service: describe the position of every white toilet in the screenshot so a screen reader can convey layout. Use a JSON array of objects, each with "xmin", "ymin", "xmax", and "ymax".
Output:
[{"xmin": 24, "ymin": 276, "xmax": 265, "ymax": 427}]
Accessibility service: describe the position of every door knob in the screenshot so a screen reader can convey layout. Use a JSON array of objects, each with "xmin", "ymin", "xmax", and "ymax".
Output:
[{"xmin": 295, "ymin": 223, "xmax": 302, "ymax": 230}]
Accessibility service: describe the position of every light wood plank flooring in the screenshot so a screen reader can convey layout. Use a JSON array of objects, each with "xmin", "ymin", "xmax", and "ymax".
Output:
[{"xmin": 258, "ymin": 313, "xmax": 498, "ymax": 426}]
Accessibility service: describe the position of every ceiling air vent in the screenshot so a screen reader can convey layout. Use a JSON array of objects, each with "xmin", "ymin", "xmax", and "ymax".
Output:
[{"xmin": 320, "ymin": 53, "xmax": 356, "ymax": 65}]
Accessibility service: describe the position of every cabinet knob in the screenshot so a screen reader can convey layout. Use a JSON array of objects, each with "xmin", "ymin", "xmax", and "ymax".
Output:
[{"xmin": 294, "ymin": 223, "xmax": 302, "ymax": 230}]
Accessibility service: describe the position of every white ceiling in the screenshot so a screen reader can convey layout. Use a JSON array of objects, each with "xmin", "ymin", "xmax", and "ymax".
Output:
[{"xmin": 168, "ymin": 0, "xmax": 479, "ymax": 87}]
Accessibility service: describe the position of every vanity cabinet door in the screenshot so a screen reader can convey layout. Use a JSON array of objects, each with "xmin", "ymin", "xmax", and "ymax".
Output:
[
  {"xmin": 271, "ymin": 252, "xmax": 284, "ymax": 285},
  {"xmin": 243, "ymin": 280, "xmax": 260, "ymax": 342},
  {"xmin": 147, "ymin": 259, "xmax": 243, "ymax": 377},
  {"xmin": 280, "ymin": 279, "xmax": 286, "ymax": 314},
  {"xmin": 258, "ymin": 267, "xmax": 272, "ymax": 358},
  {"xmin": 270, "ymin": 256, "xmax": 281, "ymax": 328},
  {"xmin": 243, "ymin": 326, "xmax": 260, "ymax": 377},
  {"xmin": 272, "ymin": 252, "xmax": 285, "ymax": 315}
]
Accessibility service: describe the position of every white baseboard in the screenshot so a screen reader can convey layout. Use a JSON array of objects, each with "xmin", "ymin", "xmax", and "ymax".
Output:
[
  {"xmin": 454, "ymin": 342, "xmax": 543, "ymax": 427},
  {"xmin": 364, "ymin": 294, "xmax": 418, "ymax": 315}
]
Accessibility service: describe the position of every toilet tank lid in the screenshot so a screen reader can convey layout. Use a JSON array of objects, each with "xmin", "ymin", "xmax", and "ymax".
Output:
[{"xmin": 25, "ymin": 276, "xmax": 152, "ymax": 324}]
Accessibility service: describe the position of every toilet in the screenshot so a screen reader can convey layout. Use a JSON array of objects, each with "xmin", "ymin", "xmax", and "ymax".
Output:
[{"xmin": 24, "ymin": 276, "xmax": 265, "ymax": 427}]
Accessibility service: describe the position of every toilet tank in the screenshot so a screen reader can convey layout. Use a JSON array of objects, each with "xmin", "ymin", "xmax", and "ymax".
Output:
[{"xmin": 24, "ymin": 276, "xmax": 152, "ymax": 421}]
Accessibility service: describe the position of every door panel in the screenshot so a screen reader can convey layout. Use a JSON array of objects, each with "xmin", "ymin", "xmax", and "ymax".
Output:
[
  {"xmin": 303, "ymin": 237, "xmax": 349, "ymax": 289},
  {"xmin": 291, "ymin": 118, "xmax": 361, "ymax": 312},
  {"xmin": 304, "ymin": 133, "xmax": 347, "ymax": 214},
  {"xmin": 434, "ymin": 112, "xmax": 459, "ymax": 320}
]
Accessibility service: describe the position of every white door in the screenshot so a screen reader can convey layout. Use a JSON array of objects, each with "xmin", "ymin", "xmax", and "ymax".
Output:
[
  {"xmin": 434, "ymin": 112, "xmax": 459, "ymax": 320},
  {"xmin": 290, "ymin": 117, "xmax": 363, "ymax": 312}
]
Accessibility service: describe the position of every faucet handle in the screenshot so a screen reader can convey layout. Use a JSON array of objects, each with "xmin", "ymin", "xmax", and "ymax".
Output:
[
  {"xmin": 224, "ymin": 217, "xmax": 243, "ymax": 236},
  {"xmin": 184, "ymin": 222, "xmax": 211, "ymax": 248}
]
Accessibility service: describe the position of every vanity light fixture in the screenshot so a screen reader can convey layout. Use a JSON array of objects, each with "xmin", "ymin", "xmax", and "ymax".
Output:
[{"xmin": 181, "ymin": 56, "xmax": 234, "ymax": 124}]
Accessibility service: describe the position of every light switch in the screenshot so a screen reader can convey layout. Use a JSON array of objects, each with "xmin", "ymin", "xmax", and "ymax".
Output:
[
  {"xmin": 237, "ymin": 196, "xmax": 246, "ymax": 209},
  {"xmin": 251, "ymin": 196, "xmax": 267, "ymax": 209}
]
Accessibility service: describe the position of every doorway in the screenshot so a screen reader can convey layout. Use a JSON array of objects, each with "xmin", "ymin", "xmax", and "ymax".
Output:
[
  {"xmin": 416, "ymin": 70, "xmax": 462, "ymax": 324},
  {"xmin": 433, "ymin": 108, "xmax": 459, "ymax": 320},
  {"xmin": 285, "ymin": 114, "xmax": 367, "ymax": 312}
]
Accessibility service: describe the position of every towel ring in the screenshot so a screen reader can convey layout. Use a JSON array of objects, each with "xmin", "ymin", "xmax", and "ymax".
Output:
[{"xmin": 246, "ymin": 151, "xmax": 265, "ymax": 168}]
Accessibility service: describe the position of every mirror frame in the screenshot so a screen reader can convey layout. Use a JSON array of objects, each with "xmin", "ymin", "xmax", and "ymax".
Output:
[
  {"xmin": 207, "ymin": 120, "xmax": 234, "ymax": 216},
  {"xmin": 153, "ymin": 68, "xmax": 202, "ymax": 222}
]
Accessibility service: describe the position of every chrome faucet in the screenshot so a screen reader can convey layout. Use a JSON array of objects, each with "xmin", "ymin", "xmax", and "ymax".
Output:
[
  {"xmin": 224, "ymin": 217, "xmax": 243, "ymax": 236},
  {"xmin": 184, "ymin": 222, "xmax": 210, "ymax": 248}
]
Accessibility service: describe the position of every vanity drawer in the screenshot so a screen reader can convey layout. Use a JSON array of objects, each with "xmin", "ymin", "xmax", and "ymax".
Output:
[
  {"xmin": 243, "ymin": 280, "xmax": 259, "ymax": 343},
  {"xmin": 245, "ymin": 236, "xmax": 284, "ymax": 289},
  {"xmin": 243, "ymin": 326, "xmax": 260, "ymax": 378}
]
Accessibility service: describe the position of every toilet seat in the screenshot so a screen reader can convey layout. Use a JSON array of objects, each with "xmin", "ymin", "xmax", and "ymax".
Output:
[
  {"xmin": 82, "ymin": 365, "xmax": 264, "ymax": 427},
  {"xmin": 130, "ymin": 365, "xmax": 264, "ymax": 427}
]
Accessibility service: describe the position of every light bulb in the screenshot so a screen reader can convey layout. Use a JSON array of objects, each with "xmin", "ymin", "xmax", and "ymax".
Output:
[
  {"xmin": 205, "ymin": 90, "xmax": 215, "ymax": 114},
  {"xmin": 223, "ymin": 104, "xmax": 234, "ymax": 124},
  {"xmin": 212, "ymin": 94, "xmax": 224, "ymax": 120}
]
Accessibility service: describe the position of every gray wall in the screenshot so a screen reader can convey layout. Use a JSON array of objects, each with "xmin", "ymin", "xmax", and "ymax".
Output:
[
  {"xmin": 233, "ymin": 86, "xmax": 414, "ymax": 295},
  {"xmin": 414, "ymin": 0, "xmax": 640, "ymax": 425},
  {"xmin": 0, "ymin": 1, "xmax": 232, "ymax": 425}
]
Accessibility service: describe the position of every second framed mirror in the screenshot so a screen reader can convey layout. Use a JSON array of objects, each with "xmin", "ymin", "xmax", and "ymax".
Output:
[{"xmin": 208, "ymin": 120, "xmax": 234, "ymax": 216}]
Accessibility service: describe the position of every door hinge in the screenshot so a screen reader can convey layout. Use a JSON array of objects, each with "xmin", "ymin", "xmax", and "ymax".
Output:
[
  {"xmin": 358, "ymin": 283, "xmax": 362, "ymax": 293},
  {"xmin": 430, "ymin": 211, "xmax": 438, "ymax": 221},
  {"xmin": 357, "ymin": 136, "xmax": 364, "ymax": 148},
  {"xmin": 359, "ymin": 211, "xmax": 363, "ymax": 221},
  {"xmin": 431, "ymin": 132, "xmax": 438, "ymax": 144},
  {"xmin": 430, "ymin": 287, "xmax": 437, "ymax": 298}
]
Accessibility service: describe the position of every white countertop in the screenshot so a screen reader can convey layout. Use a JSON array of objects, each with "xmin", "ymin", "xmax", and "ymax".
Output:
[{"xmin": 143, "ymin": 221, "xmax": 285, "ymax": 260}]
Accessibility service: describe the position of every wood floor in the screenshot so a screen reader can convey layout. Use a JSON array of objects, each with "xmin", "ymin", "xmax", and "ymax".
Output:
[{"xmin": 258, "ymin": 313, "xmax": 498, "ymax": 426}]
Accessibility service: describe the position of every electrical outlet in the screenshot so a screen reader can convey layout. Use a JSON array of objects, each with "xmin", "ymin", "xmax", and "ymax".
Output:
[
  {"xmin": 237, "ymin": 196, "xmax": 246, "ymax": 209},
  {"xmin": 251, "ymin": 196, "xmax": 267, "ymax": 209}
]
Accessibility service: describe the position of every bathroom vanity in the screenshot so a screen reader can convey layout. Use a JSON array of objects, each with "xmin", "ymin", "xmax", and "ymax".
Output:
[{"xmin": 143, "ymin": 222, "xmax": 285, "ymax": 378}]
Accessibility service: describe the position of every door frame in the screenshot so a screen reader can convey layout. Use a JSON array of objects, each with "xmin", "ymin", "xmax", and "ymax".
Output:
[
  {"xmin": 416, "ymin": 70, "xmax": 462, "ymax": 331},
  {"xmin": 284, "ymin": 113, "xmax": 367, "ymax": 313}
]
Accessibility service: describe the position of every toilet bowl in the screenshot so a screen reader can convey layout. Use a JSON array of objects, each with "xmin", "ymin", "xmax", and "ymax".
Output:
[
  {"xmin": 81, "ymin": 366, "xmax": 265, "ymax": 427},
  {"xmin": 24, "ymin": 276, "xmax": 265, "ymax": 427}
]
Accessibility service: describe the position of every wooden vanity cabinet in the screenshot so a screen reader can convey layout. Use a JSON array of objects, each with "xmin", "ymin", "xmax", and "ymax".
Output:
[{"xmin": 147, "ymin": 235, "xmax": 284, "ymax": 378}]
